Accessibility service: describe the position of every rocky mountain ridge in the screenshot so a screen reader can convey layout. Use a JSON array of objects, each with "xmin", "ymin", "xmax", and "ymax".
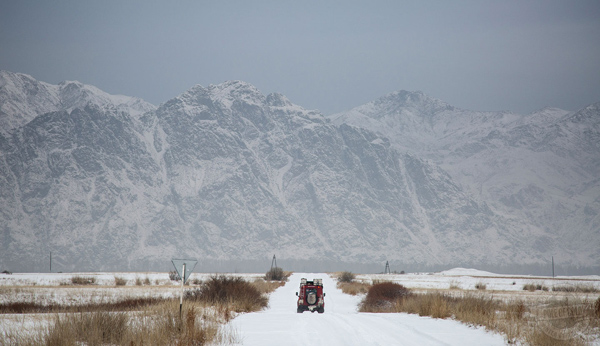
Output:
[
  {"xmin": 0, "ymin": 72, "xmax": 597, "ymax": 272},
  {"xmin": 330, "ymin": 91, "xmax": 600, "ymax": 268},
  {"xmin": 0, "ymin": 71, "xmax": 155, "ymax": 135}
]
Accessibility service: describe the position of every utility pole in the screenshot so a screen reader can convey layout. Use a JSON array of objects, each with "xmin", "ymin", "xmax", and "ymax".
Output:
[
  {"xmin": 50, "ymin": 252, "xmax": 52, "ymax": 273},
  {"xmin": 552, "ymin": 256, "xmax": 554, "ymax": 278},
  {"xmin": 180, "ymin": 263, "xmax": 185, "ymax": 319},
  {"xmin": 384, "ymin": 261, "xmax": 391, "ymax": 274},
  {"xmin": 271, "ymin": 254, "xmax": 277, "ymax": 270}
]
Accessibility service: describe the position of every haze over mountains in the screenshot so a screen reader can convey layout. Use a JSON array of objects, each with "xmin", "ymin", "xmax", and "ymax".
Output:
[
  {"xmin": 0, "ymin": 71, "xmax": 598, "ymax": 273},
  {"xmin": 329, "ymin": 91, "xmax": 600, "ymax": 269}
]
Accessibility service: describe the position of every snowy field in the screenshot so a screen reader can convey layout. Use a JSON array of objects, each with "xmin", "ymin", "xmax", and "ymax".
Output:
[
  {"xmin": 360, "ymin": 267, "xmax": 600, "ymax": 298},
  {"xmin": 1, "ymin": 268, "xmax": 599, "ymax": 344}
]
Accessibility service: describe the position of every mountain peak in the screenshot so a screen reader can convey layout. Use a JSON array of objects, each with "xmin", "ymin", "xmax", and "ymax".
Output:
[
  {"xmin": 179, "ymin": 80, "xmax": 265, "ymax": 109},
  {"xmin": 208, "ymin": 80, "xmax": 262, "ymax": 98},
  {"xmin": 266, "ymin": 92, "xmax": 293, "ymax": 107},
  {"xmin": 0, "ymin": 71, "xmax": 155, "ymax": 134},
  {"xmin": 330, "ymin": 90, "xmax": 455, "ymax": 125}
]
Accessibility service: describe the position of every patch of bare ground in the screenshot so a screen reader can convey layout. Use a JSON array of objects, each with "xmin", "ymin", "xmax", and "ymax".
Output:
[{"xmin": 358, "ymin": 282, "xmax": 600, "ymax": 345}]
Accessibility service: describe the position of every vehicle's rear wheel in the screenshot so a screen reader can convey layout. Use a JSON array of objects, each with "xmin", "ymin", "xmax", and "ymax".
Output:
[
  {"xmin": 297, "ymin": 306, "xmax": 304, "ymax": 313},
  {"xmin": 318, "ymin": 307, "xmax": 324, "ymax": 314}
]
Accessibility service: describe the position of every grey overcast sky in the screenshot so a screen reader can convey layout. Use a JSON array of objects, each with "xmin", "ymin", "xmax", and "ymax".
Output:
[{"xmin": 1, "ymin": 1, "xmax": 599, "ymax": 114}]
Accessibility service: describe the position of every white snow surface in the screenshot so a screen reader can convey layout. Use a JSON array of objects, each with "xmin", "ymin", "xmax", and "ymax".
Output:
[
  {"xmin": 2, "ymin": 270, "xmax": 599, "ymax": 343},
  {"xmin": 229, "ymin": 273, "xmax": 505, "ymax": 346}
]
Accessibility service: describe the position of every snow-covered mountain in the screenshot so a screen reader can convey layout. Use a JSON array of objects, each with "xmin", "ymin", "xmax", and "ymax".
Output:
[
  {"xmin": 1, "ymin": 72, "xmax": 597, "ymax": 272},
  {"xmin": 0, "ymin": 70, "xmax": 155, "ymax": 135},
  {"xmin": 0, "ymin": 72, "xmax": 561, "ymax": 272},
  {"xmin": 330, "ymin": 91, "xmax": 600, "ymax": 268}
]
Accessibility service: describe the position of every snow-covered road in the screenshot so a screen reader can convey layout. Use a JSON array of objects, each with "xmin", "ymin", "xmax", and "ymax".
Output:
[{"xmin": 229, "ymin": 273, "xmax": 506, "ymax": 345}]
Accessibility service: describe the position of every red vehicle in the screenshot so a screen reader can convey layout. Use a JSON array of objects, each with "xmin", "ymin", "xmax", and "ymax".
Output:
[{"xmin": 296, "ymin": 278, "xmax": 325, "ymax": 313}]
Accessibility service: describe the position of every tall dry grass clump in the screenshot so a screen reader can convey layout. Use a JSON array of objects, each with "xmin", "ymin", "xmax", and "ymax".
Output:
[
  {"xmin": 251, "ymin": 278, "xmax": 285, "ymax": 294},
  {"xmin": 186, "ymin": 275, "xmax": 268, "ymax": 313},
  {"xmin": 36, "ymin": 301, "xmax": 222, "ymax": 346},
  {"xmin": 552, "ymin": 284, "xmax": 599, "ymax": 293},
  {"xmin": 70, "ymin": 276, "xmax": 96, "ymax": 285},
  {"xmin": 114, "ymin": 276, "xmax": 127, "ymax": 286},
  {"xmin": 265, "ymin": 267, "xmax": 288, "ymax": 281},
  {"xmin": 523, "ymin": 283, "xmax": 549, "ymax": 292},
  {"xmin": 359, "ymin": 282, "xmax": 411, "ymax": 312},
  {"xmin": 450, "ymin": 293, "xmax": 498, "ymax": 326},
  {"xmin": 338, "ymin": 271, "xmax": 356, "ymax": 283},
  {"xmin": 45, "ymin": 311, "xmax": 128, "ymax": 346},
  {"xmin": 395, "ymin": 292, "xmax": 452, "ymax": 319},
  {"xmin": 338, "ymin": 281, "xmax": 371, "ymax": 296}
]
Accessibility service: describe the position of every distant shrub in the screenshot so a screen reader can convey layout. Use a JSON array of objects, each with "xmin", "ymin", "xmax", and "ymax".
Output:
[
  {"xmin": 338, "ymin": 271, "xmax": 356, "ymax": 283},
  {"xmin": 114, "ymin": 276, "xmax": 127, "ymax": 286},
  {"xmin": 371, "ymin": 279, "xmax": 394, "ymax": 286},
  {"xmin": 71, "ymin": 276, "xmax": 96, "ymax": 285},
  {"xmin": 475, "ymin": 282, "xmax": 487, "ymax": 290},
  {"xmin": 135, "ymin": 277, "xmax": 142, "ymax": 286},
  {"xmin": 169, "ymin": 270, "xmax": 181, "ymax": 281},
  {"xmin": 144, "ymin": 276, "xmax": 151, "ymax": 285},
  {"xmin": 523, "ymin": 283, "xmax": 548, "ymax": 292},
  {"xmin": 449, "ymin": 280, "xmax": 461, "ymax": 290},
  {"xmin": 265, "ymin": 267, "xmax": 285, "ymax": 281},
  {"xmin": 1, "ymin": 270, "xmax": 12, "ymax": 275},
  {"xmin": 552, "ymin": 284, "xmax": 599, "ymax": 293}
]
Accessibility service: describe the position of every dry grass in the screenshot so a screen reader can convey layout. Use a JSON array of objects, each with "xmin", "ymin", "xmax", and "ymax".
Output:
[
  {"xmin": 337, "ymin": 281, "xmax": 371, "ymax": 295},
  {"xmin": 337, "ymin": 271, "xmax": 356, "ymax": 283},
  {"xmin": 250, "ymin": 278, "xmax": 285, "ymax": 294},
  {"xmin": 69, "ymin": 276, "xmax": 96, "ymax": 285},
  {"xmin": 0, "ymin": 275, "xmax": 272, "ymax": 345},
  {"xmin": 552, "ymin": 284, "xmax": 599, "ymax": 293},
  {"xmin": 3, "ymin": 301, "xmax": 230, "ymax": 345},
  {"xmin": 448, "ymin": 280, "xmax": 461, "ymax": 290},
  {"xmin": 185, "ymin": 275, "xmax": 268, "ymax": 315},
  {"xmin": 0, "ymin": 296, "xmax": 165, "ymax": 314},
  {"xmin": 264, "ymin": 267, "xmax": 290, "ymax": 281},
  {"xmin": 523, "ymin": 283, "xmax": 549, "ymax": 292},
  {"xmin": 359, "ymin": 282, "xmax": 411, "ymax": 312},
  {"xmin": 357, "ymin": 283, "xmax": 600, "ymax": 345},
  {"xmin": 114, "ymin": 276, "xmax": 128, "ymax": 286}
]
